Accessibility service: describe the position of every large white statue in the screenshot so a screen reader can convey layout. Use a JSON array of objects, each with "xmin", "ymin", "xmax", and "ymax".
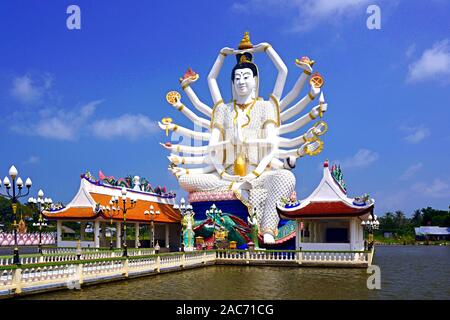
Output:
[{"xmin": 159, "ymin": 32, "xmax": 329, "ymax": 244}]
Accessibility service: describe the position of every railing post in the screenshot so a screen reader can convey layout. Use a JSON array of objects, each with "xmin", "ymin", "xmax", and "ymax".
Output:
[
  {"xmin": 12, "ymin": 268, "xmax": 23, "ymax": 294},
  {"xmin": 297, "ymin": 249, "xmax": 302, "ymax": 265},
  {"xmin": 122, "ymin": 258, "xmax": 129, "ymax": 277},
  {"xmin": 203, "ymin": 251, "xmax": 206, "ymax": 265},
  {"xmin": 181, "ymin": 253, "xmax": 186, "ymax": 268},
  {"xmin": 155, "ymin": 255, "xmax": 161, "ymax": 273},
  {"xmin": 76, "ymin": 263, "xmax": 84, "ymax": 285},
  {"xmin": 245, "ymin": 251, "xmax": 250, "ymax": 264}
]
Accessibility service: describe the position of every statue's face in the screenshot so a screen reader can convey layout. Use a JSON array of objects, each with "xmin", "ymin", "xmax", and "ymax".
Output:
[{"xmin": 233, "ymin": 68, "xmax": 256, "ymax": 97}]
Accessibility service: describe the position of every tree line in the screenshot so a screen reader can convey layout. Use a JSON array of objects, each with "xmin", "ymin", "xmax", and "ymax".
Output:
[{"xmin": 375, "ymin": 207, "xmax": 450, "ymax": 237}]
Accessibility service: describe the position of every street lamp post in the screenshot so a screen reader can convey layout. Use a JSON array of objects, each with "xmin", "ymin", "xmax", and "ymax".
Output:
[
  {"xmin": 206, "ymin": 204, "xmax": 221, "ymax": 249},
  {"xmin": 144, "ymin": 205, "xmax": 160, "ymax": 248},
  {"xmin": 104, "ymin": 202, "xmax": 119, "ymax": 250},
  {"xmin": 0, "ymin": 165, "xmax": 32, "ymax": 264},
  {"xmin": 173, "ymin": 198, "xmax": 193, "ymax": 251},
  {"xmin": 28, "ymin": 189, "xmax": 52, "ymax": 254},
  {"xmin": 110, "ymin": 187, "xmax": 137, "ymax": 257},
  {"xmin": 361, "ymin": 213, "xmax": 379, "ymax": 250}
]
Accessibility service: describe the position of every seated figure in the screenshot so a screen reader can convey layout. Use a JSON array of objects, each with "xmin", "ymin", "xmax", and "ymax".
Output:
[{"xmin": 160, "ymin": 32, "xmax": 329, "ymax": 243}]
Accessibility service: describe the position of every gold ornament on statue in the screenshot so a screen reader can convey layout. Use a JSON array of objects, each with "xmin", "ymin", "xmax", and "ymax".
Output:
[
  {"xmin": 161, "ymin": 117, "xmax": 173, "ymax": 136},
  {"xmin": 310, "ymin": 72, "xmax": 324, "ymax": 88},
  {"xmin": 238, "ymin": 31, "xmax": 253, "ymax": 50},
  {"xmin": 233, "ymin": 153, "xmax": 247, "ymax": 177},
  {"xmin": 166, "ymin": 91, "xmax": 181, "ymax": 105}
]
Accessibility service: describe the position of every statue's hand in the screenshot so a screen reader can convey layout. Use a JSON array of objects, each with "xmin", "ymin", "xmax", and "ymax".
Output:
[
  {"xmin": 158, "ymin": 121, "xmax": 176, "ymax": 131},
  {"xmin": 242, "ymin": 172, "xmax": 258, "ymax": 182},
  {"xmin": 168, "ymin": 155, "xmax": 181, "ymax": 165},
  {"xmin": 311, "ymin": 103, "xmax": 327, "ymax": 118},
  {"xmin": 222, "ymin": 173, "xmax": 242, "ymax": 182},
  {"xmin": 252, "ymin": 42, "xmax": 271, "ymax": 53},
  {"xmin": 220, "ymin": 47, "xmax": 235, "ymax": 56}
]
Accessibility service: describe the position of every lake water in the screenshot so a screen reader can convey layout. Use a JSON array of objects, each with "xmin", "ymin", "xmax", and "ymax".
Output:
[{"xmin": 22, "ymin": 245, "xmax": 450, "ymax": 300}]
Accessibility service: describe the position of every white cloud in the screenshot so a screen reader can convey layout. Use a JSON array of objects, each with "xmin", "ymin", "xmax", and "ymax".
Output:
[
  {"xmin": 400, "ymin": 124, "xmax": 430, "ymax": 144},
  {"xmin": 11, "ymin": 100, "xmax": 103, "ymax": 141},
  {"xmin": 338, "ymin": 148, "xmax": 379, "ymax": 169},
  {"xmin": 91, "ymin": 114, "xmax": 158, "ymax": 140},
  {"xmin": 407, "ymin": 39, "xmax": 450, "ymax": 84},
  {"xmin": 10, "ymin": 74, "xmax": 53, "ymax": 104},
  {"xmin": 23, "ymin": 156, "xmax": 40, "ymax": 165},
  {"xmin": 411, "ymin": 179, "xmax": 450, "ymax": 199},
  {"xmin": 399, "ymin": 162, "xmax": 423, "ymax": 180},
  {"xmin": 231, "ymin": 0, "xmax": 372, "ymax": 32}
]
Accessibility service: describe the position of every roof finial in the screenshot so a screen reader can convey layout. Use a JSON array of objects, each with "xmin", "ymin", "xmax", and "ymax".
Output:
[
  {"xmin": 324, "ymin": 159, "xmax": 329, "ymax": 168},
  {"xmin": 238, "ymin": 31, "xmax": 253, "ymax": 50}
]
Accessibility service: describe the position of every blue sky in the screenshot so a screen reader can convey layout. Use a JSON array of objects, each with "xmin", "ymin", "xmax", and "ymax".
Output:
[{"xmin": 0, "ymin": 0, "xmax": 449, "ymax": 216}]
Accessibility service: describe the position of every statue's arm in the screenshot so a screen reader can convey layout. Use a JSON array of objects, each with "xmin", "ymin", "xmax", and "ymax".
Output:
[
  {"xmin": 276, "ymin": 140, "xmax": 323, "ymax": 159},
  {"xmin": 208, "ymin": 127, "xmax": 241, "ymax": 182},
  {"xmin": 280, "ymin": 86, "xmax": 321, "ymax": 121},
  {"xmin": 168, "ymin": 154, "xmax": 207, "ymax": 165},
  {"xmin": 208, "ymin": 48, "xmax": 233, "ymax": 105},
  {"xmin": 170, "ymin": 165, "xmax": 215, "ymax": 178},
  {"xmin": 254, "ymin": 43, "xmax": 288, "ymax": 100},
  {"xmin": 278, "ymin": 102, "xmax": 328, "ymax": 135},
  {"xmin": 279, "ymin": 61, "xmax": 314, "ymax": 110},
  {"xmin": 158, "ymin": 121, "xmax": 210, "ymax": 141},
  {"xmin": 244, "ymin": 123, "xmax": 278, "ymax": 181},
  {"xmin": 278, "ymin": 121, "xmax": 328, "ymax": 148},
  {"xmin": 169, "ymin": 99, "xmax": 210, "ymax": 129},
  {"xmin": 161, "ymin": 143, "xmax": 208, "ymax": 155},
  {"xmin": 182, "ymin": 86, "xmax": 212, "ymax": 118}
]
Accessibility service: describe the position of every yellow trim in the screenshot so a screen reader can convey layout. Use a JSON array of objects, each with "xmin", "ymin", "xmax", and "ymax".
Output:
[
  {"xmin": 210, "ymin": 100, "xmax": 225, "ymax": 129},
  {"xmin": 178, "ymin": 104, "xmax": 185, "ymax": 111},
  {"xmin": 186, "ymin": 169, "xmax": 189, "ymax": 175},
  {"xmin": 241, "ymin": 98, "xmax": 257, "ymax": 128},
  {"xmin": 220, "ymin": 52, "xmax": 227, "ymax": 57},
  {"xmin": 264, "ymin": 45, "xmax": 272, "ymax": 52},
  {"xmin": 252, "ymin": 170, "xmax": 260, "ymax": 177},
  {"xmin": 181, "ymin": 83, "xmax": 189, "ymax": 90},
  {"xmin": 308, "ymin": 110, "xmax": 317, "ymax": 120},
  {"xmin": 176, "ymin": 145, "xmax": 181, "ymax": 152},
  {"xmin": 173, "ymin": 125, "xmax": 179, "ymax": 131},
  {"xmin": 308, "ymin": 92, "xmax": 315, "ymax": 100},
  {"xmin": 213, "ymin": 99, "xmax": 224, "ymax": 108},
  {"xmin": 269, "ymin": 94, "xmax": 281, "ymax": 127},
  {"xmin": 233, "ymin": 101, "xmax": 239, "ymax": 125},
  {"xmin": 212, "ymin": 123, "xmax": 227, "ymax": 165},
  {"xmin": 220, "ymin": 170, "xmax": 226, "ymax": 178},
  {"xmin": 303, "ymin": 70, "xmax": 312, "ymax": 76},
  {"xmin": 181, "ymin": 158, "xmax": 186, "ymax": 165},
  {"xmin": 262, "ymin": 119, "xmax": 277, "ymax": 129}
]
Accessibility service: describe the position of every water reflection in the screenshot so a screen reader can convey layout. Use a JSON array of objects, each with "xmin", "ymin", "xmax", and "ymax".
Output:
[{"xmin": 23, "ymin": 246, "xmax": 450, "ymax": 300}]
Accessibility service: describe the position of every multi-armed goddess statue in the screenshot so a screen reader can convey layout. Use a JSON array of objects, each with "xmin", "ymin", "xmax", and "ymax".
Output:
[{"xmin": 159, "ymin": 32, "xmax": 329, "ymax": 244}]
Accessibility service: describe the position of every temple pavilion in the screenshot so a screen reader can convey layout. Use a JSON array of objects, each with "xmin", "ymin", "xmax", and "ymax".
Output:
[
  {"xmin": 277, "ymin": 160, "xmax": 375, "ymax": 251},
  {"xmin": 42, "ymin": 172, "xmax": 182, "ymax": 250}
]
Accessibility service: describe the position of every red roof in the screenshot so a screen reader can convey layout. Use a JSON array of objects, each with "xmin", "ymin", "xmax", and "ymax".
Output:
[{"xmin": 278, "ymin": 201, "xmax": 373, "ymax": 219}]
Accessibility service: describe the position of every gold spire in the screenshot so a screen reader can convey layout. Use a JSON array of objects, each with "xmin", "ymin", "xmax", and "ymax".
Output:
[{"xmin": 238, "ymin": 31, "xmax": 253, "ymax": 50}]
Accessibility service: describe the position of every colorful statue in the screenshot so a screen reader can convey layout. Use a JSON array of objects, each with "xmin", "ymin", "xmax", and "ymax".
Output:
[
  {"xmin": 160, "ymin": 32, "xmax": 329, "ymax": 244},
  {"xmin": 247, "ymin": 207, "xmax": 259, "ymax": 248},
  {"xmin": 181, "ymin": 210, "xmax": 195, "ymax": 251}
]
